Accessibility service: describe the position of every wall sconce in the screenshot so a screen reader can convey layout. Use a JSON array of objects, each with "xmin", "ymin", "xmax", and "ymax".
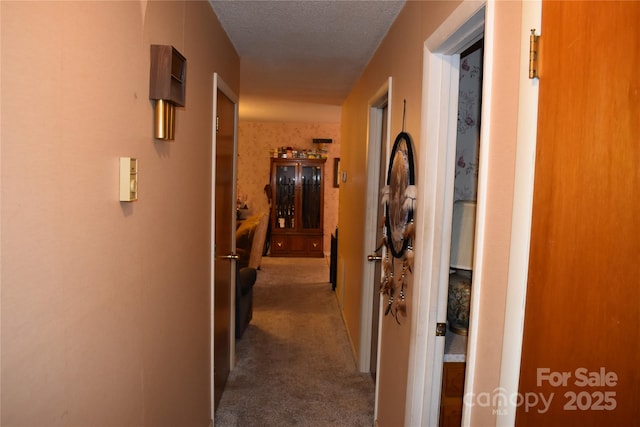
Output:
[{"xmin": 149, "ymin": 45, "xmax": 186, "ymax": 140}]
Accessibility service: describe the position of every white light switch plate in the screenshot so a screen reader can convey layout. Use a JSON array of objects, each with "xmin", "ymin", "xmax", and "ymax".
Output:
[{"xmin": 119, "ymin": 157, "xmax": 138, "ymax": 202}]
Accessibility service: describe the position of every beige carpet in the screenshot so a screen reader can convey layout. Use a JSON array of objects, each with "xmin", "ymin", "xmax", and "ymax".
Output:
[{"xmin": 215, "ymin": 257, "xmax": 375, "ymax": 426}]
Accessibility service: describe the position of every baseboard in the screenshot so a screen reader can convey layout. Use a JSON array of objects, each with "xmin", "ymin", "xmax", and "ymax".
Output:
[{"xmin": 334, "ymin": 292, "xmax": 361, "ymax": 368}]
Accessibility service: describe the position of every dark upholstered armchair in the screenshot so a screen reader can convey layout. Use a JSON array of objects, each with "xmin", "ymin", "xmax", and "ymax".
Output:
[
  {"xmin": 236, "ymin": 213, "xmax": 268, "ymax": 270},
  {"xmin": 236, "ymin": 265, "xmax": 256, "ymax": 338},
  {"xmin": 234, "ymin": 213, "xmax": 268, "ymax": 338}
]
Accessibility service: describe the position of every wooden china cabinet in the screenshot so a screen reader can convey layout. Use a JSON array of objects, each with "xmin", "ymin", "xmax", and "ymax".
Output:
[{"xmin": 269, "ymin": 158, "xmax": 326, "ymax": 257}]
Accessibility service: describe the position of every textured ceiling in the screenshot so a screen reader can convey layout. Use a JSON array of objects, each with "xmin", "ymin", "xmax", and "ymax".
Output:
[{"xmin": 209, "ymin": 0, "xmax": 405, "ymax": 121}]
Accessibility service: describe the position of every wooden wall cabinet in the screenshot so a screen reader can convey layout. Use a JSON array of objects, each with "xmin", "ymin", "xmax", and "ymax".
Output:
[
  {"xmin": 270, "ymin": 158, "xmax": 325, "ymax": 257},
  {"xmin": 149, "ymin": 45, "xmax": 186, "ymax": 106}
]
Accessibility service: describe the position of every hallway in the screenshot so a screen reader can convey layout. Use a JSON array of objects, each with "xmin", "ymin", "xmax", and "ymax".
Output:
[{"xmin": 215, "ymin": 257, "xmax": 374, "ymax": 426}]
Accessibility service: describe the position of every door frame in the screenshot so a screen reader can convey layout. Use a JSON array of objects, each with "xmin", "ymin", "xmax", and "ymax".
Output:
[
  {"xmin": 210, "ymin": 72, "xmax": 239, "ymax": 415},
  {"xmin": 360, "ymin": 77, "xmax": 393, "ymax": 418},
  {"xmin": 404, "ymin": 0, "xmax": 543, "ymax": 424},
  {"xmin": 497, "ymin": 1, "xmax": 541, "ymax": 424},
  {"xmin": 405, "ymin": 2, "xmax": 486, "ymax": 425}
]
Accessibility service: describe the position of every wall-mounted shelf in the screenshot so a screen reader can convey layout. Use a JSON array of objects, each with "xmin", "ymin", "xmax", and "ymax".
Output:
[{"xmin": 149, "ymin": 45, "xmax": 186, "ymax": 107}]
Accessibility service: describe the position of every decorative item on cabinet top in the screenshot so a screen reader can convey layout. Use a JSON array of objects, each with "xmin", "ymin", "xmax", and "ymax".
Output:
[{"xmin": 269, "ymin": 146, "xmax": 328, "ymax": 159}]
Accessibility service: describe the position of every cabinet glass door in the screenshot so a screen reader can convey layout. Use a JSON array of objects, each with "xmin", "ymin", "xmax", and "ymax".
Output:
[
  {"xmin": 275, "ymin": 165, "xmax": 296, "ymax": 230},
  {"xmin": 301, "ymin": 165, "xmax": 322, "ymax": 230}
]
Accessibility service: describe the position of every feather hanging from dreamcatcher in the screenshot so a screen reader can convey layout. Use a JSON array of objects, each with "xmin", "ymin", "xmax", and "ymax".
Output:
[
  {"xmin": 397, "ymin": 263, "xmax": 407, "ymax": 318},
  {"xmin": 404, "ymin": 243, "xmax": 415, "ymax": 273},
  {"xmin": 403, "ymin": 185, "xmax": 417, "ymax": 213},
  {"xmin": 380, "ymin": 185, "xmax": 389, "ymax": 206}
]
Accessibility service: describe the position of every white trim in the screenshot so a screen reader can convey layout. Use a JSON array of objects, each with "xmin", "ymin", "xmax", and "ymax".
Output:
[
  {"xmin": 461, "ymin": 2, "xmax": 493, "ymax": 425},
  {"xmin": 210, "ymin": 75, "xmax": 217, "ymax": 419},
  {"xmin": 215, "ymin": 75, "xmax": 239, "ymax": 106},
  {"xmin": 405, "ymin": 1, "xmax": 486, "ymax": 426},
  {"xmin": 496, "ymin": 2, "xmax": 541, "ymax": 425},
  {"xmin": 426, "ymin": 1, "xmax": 486, "ymax": 54},
  {"xmin": 210, "ymin": 73, "xmax": 239, "ymax": 416}
]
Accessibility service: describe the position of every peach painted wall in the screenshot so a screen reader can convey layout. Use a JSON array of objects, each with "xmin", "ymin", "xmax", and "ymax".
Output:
[
  {"xmin": 339, "ymin": 1, "xmax": 523, "ymax": 426},
  {"xmin": 340, "ymin": 2, "xmax": 460, "ymax": 424},
  {"xmin": 0, "ymin": 1, "xmax": 239, "ymax": 425},
  {"xmin": 237, "ymin": 121, "xmax": 341, "ymax": 256}
]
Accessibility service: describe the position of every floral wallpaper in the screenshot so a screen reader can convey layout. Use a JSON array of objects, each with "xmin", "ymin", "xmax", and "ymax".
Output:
[
  {"xmin": 455, "ymin": 46, "xmax": 483, "ymax": 202},
  {"xmin": 237, "ymin": 121, "xmax": 341, "ymax": 256}
]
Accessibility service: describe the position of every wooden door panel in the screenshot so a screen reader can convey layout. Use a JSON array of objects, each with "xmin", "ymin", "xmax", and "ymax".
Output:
[
  {"xmin": 517, "ymin": 1, "xmax": 640, "ymax": 425},
  {"xmin": 288, "ymin": 235, "xmax": 306, "ymax": 253},
  {"xmin": 213, "ymin": 89, "xmax": 235, "ymax": 411},
  {"xmin": 307, "ymin": 236, "xmax": 323, "ymax": 255}
]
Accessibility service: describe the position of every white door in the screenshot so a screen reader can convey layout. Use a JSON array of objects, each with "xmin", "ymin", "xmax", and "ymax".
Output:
[
  {"xmin": 363, "ymin": 79, "xmax": 392, "ymax": 420},
  {"xmin": 369, "ymin": 102, "xmax": 389, "ymax": 381}
]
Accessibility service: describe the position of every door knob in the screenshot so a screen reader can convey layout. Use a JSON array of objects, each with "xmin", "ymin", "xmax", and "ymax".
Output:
[
  {"xmin": 367, "ymin": 254, "xmax": 382, "ymax": 262},
  {"xmin": 219, "ymin": 253, "xmax": 239, "ymax": 260}
]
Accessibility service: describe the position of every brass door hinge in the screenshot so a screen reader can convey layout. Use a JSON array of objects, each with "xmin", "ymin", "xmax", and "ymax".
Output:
[
  {"xmin": 216, "ymin": 116, "xmax": 219, "ymax": 133},
  {"xmin": 529, "ymin": 29, "xmax": 540, "ymax": 79},
  {"xmin": 436, "ymin": 323, "xmax": 446, "ymax": 336}
]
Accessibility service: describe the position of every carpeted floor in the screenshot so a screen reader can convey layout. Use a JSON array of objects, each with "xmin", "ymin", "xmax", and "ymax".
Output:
[{"xmin": 215, "ymin": 257, "xmax": 375, "ymax": 427}]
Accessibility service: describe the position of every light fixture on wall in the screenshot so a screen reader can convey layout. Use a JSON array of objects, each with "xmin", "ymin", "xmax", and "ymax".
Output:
[
  {"xmin": 149, "ymin": 45, "xmax": 186, "ymax": 140},
  {"xmin": 447, "ymin": 200, "xmax": 476, "ymax": 335}
]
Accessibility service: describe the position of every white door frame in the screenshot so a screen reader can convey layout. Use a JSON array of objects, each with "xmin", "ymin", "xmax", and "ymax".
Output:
[
  {"xmin": 497, "ymin": 1, "xmax": 541, "ymax": 425},
  {"xmin": 405, "ymin": 0, "xmax": 542, "ymax": 425},
  {"xmin": 210, "ymin": 72, "xmax": 239, "ymax": 416},
  {"xmin": 405, "ymin": 2, "xmax": 486, "ymax": 426}
]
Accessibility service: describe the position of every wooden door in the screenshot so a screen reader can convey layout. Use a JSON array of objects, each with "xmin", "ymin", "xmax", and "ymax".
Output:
[
  {"xmin": 517, "ymin": 1, "xmax": 640, "ymax": 425},
  {"xmin": 213, "ymin": 89, "xmax": 236, "ymax": 411}
]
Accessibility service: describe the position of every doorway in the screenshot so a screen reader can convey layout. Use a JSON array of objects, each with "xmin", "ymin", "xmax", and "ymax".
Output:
[
  {"xmin": 210, "ymin": 74, "xmax": 239, "ymax": 414},
  {"xmin": 369, "ymin": 102, "xmax": 388, "ymax": 382},
  {"xmin": 361, "ymin": 78, "xmax": 392, "ymax": 379},
  {"xmin": 404, "ymin": 2, "xmax": 486, "ymax": 425},
  {"xmin": 438, "ymin": 37, "xmax": 483, "ymax": 426}
]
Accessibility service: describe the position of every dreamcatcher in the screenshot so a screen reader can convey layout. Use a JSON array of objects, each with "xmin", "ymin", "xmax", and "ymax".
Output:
[{"xmin": 378, "ymin": 102, "xmax": 416, "ymax": 323}]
